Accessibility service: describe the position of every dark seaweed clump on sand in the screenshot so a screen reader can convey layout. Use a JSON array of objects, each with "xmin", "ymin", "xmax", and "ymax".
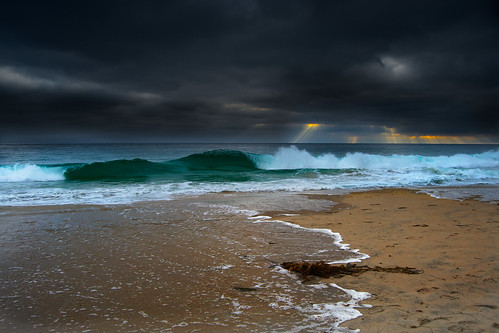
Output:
[{"xmin": 282, "ymin": 261, "xmax": 422, "ymax": 280}]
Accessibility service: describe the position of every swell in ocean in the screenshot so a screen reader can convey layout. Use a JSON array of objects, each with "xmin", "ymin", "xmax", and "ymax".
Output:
[{"xmin": 1, "ymin": 146, "xmax": 499, "ymax": 206}]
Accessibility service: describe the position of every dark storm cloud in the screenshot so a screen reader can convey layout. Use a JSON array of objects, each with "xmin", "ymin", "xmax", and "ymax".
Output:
[{"xmin": 1, "ymin": 0, "xmax": 498, "ymax": 142}]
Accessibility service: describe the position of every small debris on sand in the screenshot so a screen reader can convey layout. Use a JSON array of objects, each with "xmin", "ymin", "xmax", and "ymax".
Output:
[{"xmin": 281, "ymin": 261, "xmax": 423, "ymax": 280}]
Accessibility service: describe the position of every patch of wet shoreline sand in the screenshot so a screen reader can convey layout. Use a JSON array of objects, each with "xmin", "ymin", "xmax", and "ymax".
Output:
[
  {"xmin": 0, "ymin": 195, "xmax": 364, "ymax": 332},
  {"xmin": 276, "ymin": 189, "xmax": 499, "ymax": 332}
]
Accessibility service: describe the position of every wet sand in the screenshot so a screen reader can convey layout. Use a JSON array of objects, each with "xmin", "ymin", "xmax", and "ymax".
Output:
[
  {"xmin": 0, "ymin": 195, "xmax": 365, "ymax": 332},
  {"xmin": 1, "ymin": 189, "xmax": 498, "ymax": 332},
  {"xmin": 279, "ymin": 189, "xmax": 499, "ymax": 332}
]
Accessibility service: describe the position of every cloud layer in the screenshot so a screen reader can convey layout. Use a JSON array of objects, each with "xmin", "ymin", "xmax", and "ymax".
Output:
[{"xmin": 1, "ymin": 0, "xmax": 498, "ymax": 143}]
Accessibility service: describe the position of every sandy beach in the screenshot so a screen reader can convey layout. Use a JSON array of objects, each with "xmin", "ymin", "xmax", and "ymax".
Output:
[
  {"xmin": 279, "ymin": 189, "xmax": 499, "ymax": 332},
  {"xmin": 1, "ymin": 188, "xmax": 498, "ymax": 332}
]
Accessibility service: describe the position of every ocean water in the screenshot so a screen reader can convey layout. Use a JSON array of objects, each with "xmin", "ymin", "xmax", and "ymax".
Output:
[
  {"xmin": 1, "ymin": 143, "xmax": 498, "ymax": 332},
  {"xmin": 1, "ymin": 143, "xmax": 498, "ymax": 206}
]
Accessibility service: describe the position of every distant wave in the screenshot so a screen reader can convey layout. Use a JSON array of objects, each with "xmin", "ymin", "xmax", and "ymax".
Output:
[{"xmin": 1, "ymin": 147, "xmax": 498, "ymax": 183}]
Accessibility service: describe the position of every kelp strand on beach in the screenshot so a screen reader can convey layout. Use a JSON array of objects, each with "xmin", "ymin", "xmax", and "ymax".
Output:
[{"xmin": 282, "ymin": 261, "xmax": 423, "ymax": 280}]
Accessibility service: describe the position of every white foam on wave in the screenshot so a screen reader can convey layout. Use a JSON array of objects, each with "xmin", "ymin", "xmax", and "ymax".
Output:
[
  {"xmin": 2, "ymin": 147, "xmax": 498, "ymax": 206},
  {"xmin": 2, "ymin": 169, "xmax": 499, "ymax": 206},
  {"xmin": 254, "ymin": 146, "xmax": 499, "ymax": 170},
  {"xmin": 0, "ymin": 164, "xmax": 65, "ymax": 182}
]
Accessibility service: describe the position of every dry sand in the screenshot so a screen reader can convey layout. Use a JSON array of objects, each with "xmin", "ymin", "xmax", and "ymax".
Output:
[{"xmin": 279, "ymin": 189, "xmax": 499, "ymax": 333}]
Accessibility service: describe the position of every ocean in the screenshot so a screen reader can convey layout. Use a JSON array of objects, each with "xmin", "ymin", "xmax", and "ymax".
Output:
[
  {"xmin": 1, "ymin": 143, "xmax": 499, "ymax": 206},
  {"xmin": 1, "ymin": 143, "xmax": 498, "ymax": 332}
]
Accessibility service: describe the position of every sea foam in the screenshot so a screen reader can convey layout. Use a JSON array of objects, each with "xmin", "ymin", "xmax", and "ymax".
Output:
[
  {"xmin": 254, "ymin": 146, "xmax": 499, "ymax": 170},
  {"xmin": 0, "ymin": 164, "xmax": 65, "ymax": 182},
  {"xmin": 1, "ymin": 146, "xmax": 498, "ymax": 205}
]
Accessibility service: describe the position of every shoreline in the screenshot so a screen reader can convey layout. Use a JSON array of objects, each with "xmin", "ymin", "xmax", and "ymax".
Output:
[
  {"xmin": 1, "ymin": 188, "xmax": 498, "ymax": 332},
  {"xmin": 277, "ymin": 189, "xmax": 499, "ymax": 332},
  {"xmin": 0, "ymin": 191, "xmax": 373, "ymax": 332}
]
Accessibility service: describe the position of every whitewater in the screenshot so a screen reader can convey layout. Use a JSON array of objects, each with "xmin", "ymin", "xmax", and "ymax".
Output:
[{"xmin": 1, "ymin": 144, "xmax": 498, "ymax": 206}]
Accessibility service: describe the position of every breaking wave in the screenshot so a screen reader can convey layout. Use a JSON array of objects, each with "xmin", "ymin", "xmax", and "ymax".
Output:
[
  {"xmin": 0, "ymin": 164, "xmax": 66, "ymax": 182},
  {"xmin": 253, "ymin": 146, "xmax": 499, "ymax": 170},
  {"xmin": 1, "ymin": 147, "xmax": 498, "ymax": 186}
]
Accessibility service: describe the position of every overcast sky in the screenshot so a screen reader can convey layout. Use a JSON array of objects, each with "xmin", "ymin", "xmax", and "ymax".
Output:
[{"xmin": 1, "ymin": 0, "xmax": 498, "ymax": 143}]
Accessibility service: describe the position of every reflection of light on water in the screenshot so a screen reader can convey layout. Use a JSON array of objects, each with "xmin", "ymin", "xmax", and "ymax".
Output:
[{"xmin": 292, "ymin": 124, "xmax": 320, "ymax": 143}]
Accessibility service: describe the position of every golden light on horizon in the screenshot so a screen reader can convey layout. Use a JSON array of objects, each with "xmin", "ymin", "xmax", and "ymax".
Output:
[
  {"xmin": 348, "ymin": 136, "xmax": 358, "ymax": 144},
  {"xmin": 414, "ymin": 135, "xmax": 482, "ymax": 144},
  {"xmin": 292, "ymin": 123, "xmax": 321, "ymax": 143},
  {"xmin": 291, "ymin": 123, "xmax": 488, "ymax": 144},
  {"xmin": 380, "ymin": 126, "xmax": 484, "ymax": 144},
  {"xmin": 382, "ymin": 127, "xmax": 402, "ymax": 143}
]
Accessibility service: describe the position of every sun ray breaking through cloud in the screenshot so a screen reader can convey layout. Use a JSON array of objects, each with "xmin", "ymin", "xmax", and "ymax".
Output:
[{"xmin": 292, "ymin": 124, "xmax": 320, "ymax": 143}]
